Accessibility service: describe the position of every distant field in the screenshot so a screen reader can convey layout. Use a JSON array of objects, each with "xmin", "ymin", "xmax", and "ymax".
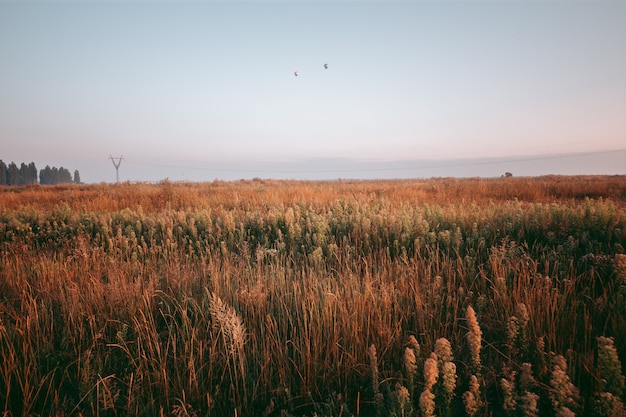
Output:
[{"xmin": 1, "ymin": 176, "xmax": 625, "ymax": 416}]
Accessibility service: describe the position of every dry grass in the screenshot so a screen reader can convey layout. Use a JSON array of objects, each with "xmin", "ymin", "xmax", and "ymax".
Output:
[{"xmin": 1, "ymin": 175, "xmax": 625, "ymax": 416}]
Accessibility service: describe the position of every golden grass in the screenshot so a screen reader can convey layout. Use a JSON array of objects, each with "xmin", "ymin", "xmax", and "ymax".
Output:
[{"xmin": 1, "ymin": 176, "xmax": 625, "ymax": 416}]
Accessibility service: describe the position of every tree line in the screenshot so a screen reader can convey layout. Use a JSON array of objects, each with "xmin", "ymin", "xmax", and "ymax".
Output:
[{"xmin": 0, "ymin": 160, "xmax": 80, "ymax": 185}]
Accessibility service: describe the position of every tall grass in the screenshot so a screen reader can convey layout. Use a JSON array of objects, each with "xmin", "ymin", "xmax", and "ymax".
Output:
[{"xmin": 1, "ymin": 176, "xmax": 625, "ymax": 416}]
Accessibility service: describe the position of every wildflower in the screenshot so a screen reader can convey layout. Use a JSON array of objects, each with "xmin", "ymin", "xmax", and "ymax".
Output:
[
  {"xmin": 434, "ymin": 338, "xmax": 456, "ymax": 417},
  {"xmin": 419, "ymin": 389, "xmax": 436, "ymax": 417},
  {"xmin": 392, "ymin": 383, "xmax": 414, "ymax": 417},
  {"xmin": 441, "ymin": 361, "xmax": 457, "ymax": 399},
  {"xmin": 553, "ymin": 354, "xmax": 567, "ymax": 370},
  {"xmin": 550, "ymin": 355, "xmax": 579, "ymax": 415},
  {"xmin": 463, "ymin": 375, "xmax": 483, "ymax": 417},
  {"xmin": 507, "ymin": 303, "xmax": 530, "ymax": 358},
  {"xmin": 515, "ymin": 303, "xmax": 530, "ymax": 328},
  {"xmin": 615, "ymin": 254, "xmax": 626, "ymax": 282},
  {"xmin": 597, "ymin": 336, "xmax": 625, "ymax": 398},
  {"xmin": 404, "ymin": 346, "xmax": 418, "ymax": 393},
  {"xmin": 501, "ymin": 376, "xmax": 517, "ymax": 413},
  {"xmin": 466, "ymin": 305, "xmax": 482, "ymax": 374},
  {"xmin": 395, "ymin": 383, "xmax": 411, "ymax": 403},
  {"xmin": 368, "ymin": 344, "xmax": 380, "ymax": 395},
  {"xmin": 404, "ymin": 338, "xmax": 421, "ymax": 398},
  {"xmin": 424, "ymin": 353, "xmax": 439, "ymax": 390},
  {"xmin": 408, "ymin": 335, "xmax": 420, "ymax": 358},
  {"xmin": 519, "ymin": 391, "xmax": 540, "ymax": 417},
  {"xmin": 594, "ymin": 392, "xmax": 626, "ymax": 417},
  {"xmin": 519, "ymin": 363, "xmax": 536, "ymax": 394},
  {"xmin": 507, "ymin": 316, "xmax": 520, "ymax": 345},
  {"xmin": 434, "ymin": 338, "xmax": 453, "ymax": 363}
]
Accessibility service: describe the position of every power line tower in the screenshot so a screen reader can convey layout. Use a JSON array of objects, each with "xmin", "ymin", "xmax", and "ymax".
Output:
[{"xmin": 109, "ymin": 155, "xmax": 124, "ymax": 183}]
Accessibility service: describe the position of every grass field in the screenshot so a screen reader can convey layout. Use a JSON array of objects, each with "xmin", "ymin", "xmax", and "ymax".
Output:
[{"xmin": 1, "ymin": 176, "xmax": 626, "ymax": 416}]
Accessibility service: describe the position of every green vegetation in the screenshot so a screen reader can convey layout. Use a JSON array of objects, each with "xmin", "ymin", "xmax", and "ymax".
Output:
[{"xmin": 1, "ymin": 176, "xmax": 625, "ymax": 416}]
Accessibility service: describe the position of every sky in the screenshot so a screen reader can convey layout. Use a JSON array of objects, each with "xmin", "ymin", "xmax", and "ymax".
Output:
[{"xmin": 0, "ymin": 0, "xmax": 625, "ymax": 183}]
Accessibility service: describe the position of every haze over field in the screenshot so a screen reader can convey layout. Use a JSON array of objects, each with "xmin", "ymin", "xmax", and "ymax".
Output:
[{"xmin": 1, "ymin": 0, "xmax": 625, "ymax": 183}]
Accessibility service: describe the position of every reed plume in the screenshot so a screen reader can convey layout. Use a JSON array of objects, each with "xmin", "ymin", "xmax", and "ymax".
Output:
[
  {"xmin": 465, "ymin": 306, "xmax": 482, "ymax": 375},
  {"xmin": 207, "ymin": 291, "xmax": 246, "ymax": 357},
  {"xmin": 419, "ymin": 353, "xmax": 439, "ymax": 417}
]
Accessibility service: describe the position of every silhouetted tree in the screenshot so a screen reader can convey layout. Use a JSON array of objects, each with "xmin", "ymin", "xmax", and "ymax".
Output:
[
  {"xmin": 58, "ymin": 167, "xmax": 72, "ymax": 183},
  {"xmin": 74, "ymin": 170, "xmax": 81, "ymax": 184},
  {"xmin": 29, "ymin": 162, "xmax": 38, "ymax": 184},
  {"xmin": 19, "ymin": 162, "xmax": 27, "ymax": 185},
  {"xmin": 19, "ymin": 162, "xmax": 37, "ymax": 185},
  {"xmin": 0, "ymin": 160, "xmax": 6, "ymax": 185},
  {"xmin": 40, "ymin": 165, "xmax": 51, "ymax": 185},
  {"xmin": 39, "ymin": 165, "xmax": 73, "ymax": 185},
  {"xmin": 6, "ymin": 162, "xmax": 19, "ymax": 185}
]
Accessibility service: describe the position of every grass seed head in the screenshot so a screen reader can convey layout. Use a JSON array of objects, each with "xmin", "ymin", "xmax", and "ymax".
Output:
[
  {"xmin": 550, "ymin": 355, "xmax": 579, "ymax": 414},
  {"xmin": 519, "ymin": 391, "xmax": 540, "ymax": 417},
  {"xmin": 404, "ymin": 346, "xmax": 418, "ymax": 382},
  {"xmin": 435, "ymin": 337, "xmax": 453, "ymax": 363},
  {"xmin": 463, "ymin": 375, "xmax": 483, "ymax": 417},
  {"xmin": 424, "ymin": 353, "xmax": 439, "ymax": 390},
  {"xmin": 501, "ymin": 376, "xmax": 517, "ymax": 412},
  {"xmin": 466, "ymin": 305, "xmax": 482, "ymax": 373},
  {"xmin": 419, "ymin": 389, "xmax": 436, "ymax": 417}
]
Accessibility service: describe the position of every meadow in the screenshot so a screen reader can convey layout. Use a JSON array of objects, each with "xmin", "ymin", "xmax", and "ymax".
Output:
[{"xmin": 1, "ymin": 176, "xmax": 625, "ymax": 417}]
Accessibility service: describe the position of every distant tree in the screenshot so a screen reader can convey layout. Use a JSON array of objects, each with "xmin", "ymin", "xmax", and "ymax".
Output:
[
  {"xmin": 19, "ymin": 162, "xmax": 36, "ymax": 185},
  {"xmin": 6, "ymin": 162, "xmax": 19, "ymax": 185},
  {"xmin": 0, "ymin": 160, "xmax": 6, "ymax": 185},
  {"xmin": 74, "ymin": 170, "xmax": 81, "ymax": 184},
  {"xmin": 29, "ymin": 162, "xmax": 38, "ymax": 184},
  {"xmin": 0, "ymin": 161, "xmax": 37, "ymax": 185},
  {"xmin": 40, "ymin": 165, "xmax": 51, "ymax": 185},
  {"xmin": 58, "ymin": 167, "xmax": 72, "ymax": 183},
  {"xmin": 19, "ymin": 162, "xmax": 27, "ymax": 185},
  {"xmin": 39, "ymin": 165, "xmax": 74, "ymax": 185}
]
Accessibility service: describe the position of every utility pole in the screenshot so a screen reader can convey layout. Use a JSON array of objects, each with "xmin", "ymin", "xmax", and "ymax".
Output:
[{"xmin": 109, "ymin": 155, "xmax": 124, "ymax": 183}]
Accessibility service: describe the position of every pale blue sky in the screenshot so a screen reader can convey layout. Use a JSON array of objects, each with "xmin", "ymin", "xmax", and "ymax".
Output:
[{"xmin": 1, "ymin": 0, "xmax": 625, "ymax": 183}]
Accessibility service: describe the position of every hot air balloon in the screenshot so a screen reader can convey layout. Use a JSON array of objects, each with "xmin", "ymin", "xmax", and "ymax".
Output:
[
  {"xmin": 294, "ymin": 71, "xmax": 299, "ymax": 77},
  {"xmin": 324, "ymin": 63, "xmax": 329, "ymax": 69}
]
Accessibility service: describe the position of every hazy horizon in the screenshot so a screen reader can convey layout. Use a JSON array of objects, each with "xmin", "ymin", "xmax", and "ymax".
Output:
[
  {"xmin": 3, "ymin": 149, "xmax": 623, "ymax": 184},
  {"xmin": 1, "ymin": 0, "xmax": 625, "ymax": 183}
]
